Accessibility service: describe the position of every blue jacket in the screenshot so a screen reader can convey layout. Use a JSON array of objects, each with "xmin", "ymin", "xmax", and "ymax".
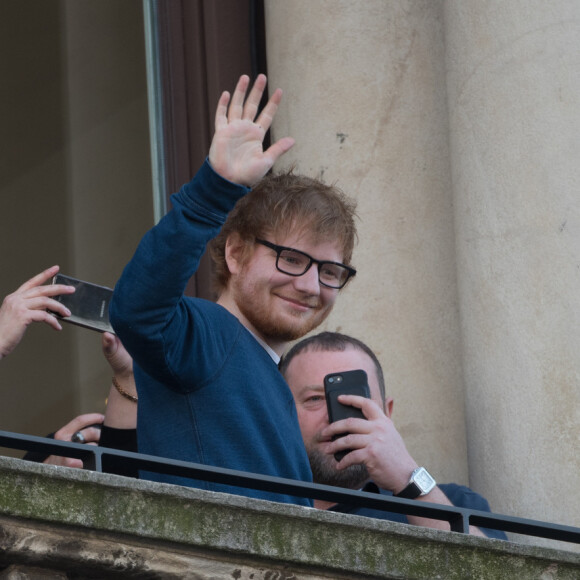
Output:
[{"xmin": 110, "ymin": 160, "xmax": 313, "ymax": 506}]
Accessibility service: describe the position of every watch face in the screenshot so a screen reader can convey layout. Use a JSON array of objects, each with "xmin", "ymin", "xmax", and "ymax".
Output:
[{"xmin": 415, "ymin": 467, "xmax": 436, "ymax": 493}]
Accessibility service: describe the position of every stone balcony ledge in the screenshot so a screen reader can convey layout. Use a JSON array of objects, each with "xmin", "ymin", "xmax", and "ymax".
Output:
[{"xmin": 0, "ymin": 456, "xmax": 578, "ymax": 579}]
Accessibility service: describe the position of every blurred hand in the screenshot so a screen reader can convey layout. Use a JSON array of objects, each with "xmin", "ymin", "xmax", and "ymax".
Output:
[
  {"xmin": 44, "ymin": 412, "xmax": 105, "ymax": 469},
  {"xmin": 0, "ymin": 265, "xmax": 75, "ymax": 359}
]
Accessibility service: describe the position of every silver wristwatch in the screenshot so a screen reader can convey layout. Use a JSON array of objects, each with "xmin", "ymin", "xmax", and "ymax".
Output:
[{"xmin": 395, "ymin": 467, "xmax": 436, "ymax": 499}]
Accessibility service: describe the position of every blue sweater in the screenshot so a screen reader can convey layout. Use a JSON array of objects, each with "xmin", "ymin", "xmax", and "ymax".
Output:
[{"xmin": 110, "ymin": 160, "xmax": 313, "ymax": 506}]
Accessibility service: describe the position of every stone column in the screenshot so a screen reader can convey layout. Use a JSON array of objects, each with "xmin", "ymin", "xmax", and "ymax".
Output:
[
  {"xmin": 265, "ymin": 1, "xmax": 468, "ymax": 484},
  {"xmin": 445, "ymin": 0, "xmax": 580, "ymax": 535}
]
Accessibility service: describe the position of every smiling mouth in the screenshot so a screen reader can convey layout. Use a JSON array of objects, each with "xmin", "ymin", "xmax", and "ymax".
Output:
[{"xmin": 278, "ymin": 295, "xmax": 318, "ymax": 311}]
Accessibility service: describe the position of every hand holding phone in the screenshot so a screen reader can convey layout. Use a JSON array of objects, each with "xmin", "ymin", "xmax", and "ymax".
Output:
[{"xmin": 324, "ymin": 369, "xmax": 371, "ymax": 461}]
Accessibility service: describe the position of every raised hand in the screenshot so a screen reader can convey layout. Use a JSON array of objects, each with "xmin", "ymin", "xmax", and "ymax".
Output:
[
  {"xmin": 0, "ymin": 265, "xmax": 75, "ymax": 359},
  {"xmin": 208, "ymin": 74, "xmax": 295, "ymax": 187}
]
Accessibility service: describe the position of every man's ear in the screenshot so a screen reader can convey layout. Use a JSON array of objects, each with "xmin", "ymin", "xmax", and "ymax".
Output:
[
  {"xmin": 384, "ymin": 396, "xmax": 394, "ymax": 418},
  {"xmin": 224, "ymin": 232, "xmax": 248, "ymax": 275}
]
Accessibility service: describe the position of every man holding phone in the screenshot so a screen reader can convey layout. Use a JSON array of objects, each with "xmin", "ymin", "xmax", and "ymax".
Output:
[
  {"xmin": 110, "ymin": 74, "xmax": 357, "ymax": 505},
  {"xmin": 280, "ymin": 332, "xmax": 507, "ymax": 539}
]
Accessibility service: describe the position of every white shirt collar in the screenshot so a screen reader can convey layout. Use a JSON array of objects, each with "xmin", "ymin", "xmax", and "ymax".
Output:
[{"xmin": 247, "ymin": 329, "xmax": 280, "ymax": 364}]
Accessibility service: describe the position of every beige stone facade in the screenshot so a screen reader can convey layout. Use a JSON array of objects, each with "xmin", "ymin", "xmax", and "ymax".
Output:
[{"xmin": 265, "ymin": 0, "xmax": 580, "ymax": 543}]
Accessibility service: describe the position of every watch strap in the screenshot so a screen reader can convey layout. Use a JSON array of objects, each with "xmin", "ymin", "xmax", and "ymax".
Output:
[{"xmin": 395, "ymin": 480, "xmax": 423, "ymax": 499}]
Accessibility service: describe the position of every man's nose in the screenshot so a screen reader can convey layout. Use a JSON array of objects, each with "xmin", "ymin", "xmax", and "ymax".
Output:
[{"xmin": 293, "ymin": 265, "xmax": 320, "ymax": 294}]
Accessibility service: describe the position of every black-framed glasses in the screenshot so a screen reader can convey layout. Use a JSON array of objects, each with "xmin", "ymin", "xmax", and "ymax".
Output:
[{"xmin": 255, "ymin": 239, "xmax": 356, "ymax": 289}]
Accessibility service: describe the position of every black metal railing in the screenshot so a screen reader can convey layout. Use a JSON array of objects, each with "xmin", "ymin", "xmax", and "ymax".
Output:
[{"xmin": 1, "ymin": 429, "xmax": 579, "ymax": 544}]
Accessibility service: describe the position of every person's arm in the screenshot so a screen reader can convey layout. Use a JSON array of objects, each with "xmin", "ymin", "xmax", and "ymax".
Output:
[
  {"xmin": 99, "ymin": 332, "xmax": 138, "ymax": 477},
  {"xmin": 101, "ymin": 332, "xmax": 136, "ymax": 430},
  {"xmin": 324, "ymin": 395, "xmax": 486, "ymax": 536},
  {"xmin": 24, "ymin": 333, "xmax": 135, "ymax": 470},
  {"xmin": 109, "ymin": 75, "xmax": 293, "ymax": 388},
  {"xmin": 33, "ymin": 333, "xmax": 136, "ymax": 465},
  {"xmin": 0, "ymin": 265, "xmax": 75, "ymax": 360}
]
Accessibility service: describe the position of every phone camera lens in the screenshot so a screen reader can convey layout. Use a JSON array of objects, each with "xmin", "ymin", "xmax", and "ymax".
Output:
[{"xmin": 328, "ymin": 377, "xmax": 334, "ymax": 383}]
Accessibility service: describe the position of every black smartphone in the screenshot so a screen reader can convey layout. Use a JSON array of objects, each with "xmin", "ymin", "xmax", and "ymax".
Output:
[
  {"xmin": 50, "ymin": 274, "xmax": 115, "ymax": 334},
  {"xmin": 324, "ymin": 369, "xmax": 371, "ymax": 461}
]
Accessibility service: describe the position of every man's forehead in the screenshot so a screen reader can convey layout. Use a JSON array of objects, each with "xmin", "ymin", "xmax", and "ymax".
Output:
[
  {"xmin": 285, "ymin": 346, "xmax": 381, "ymax": 399},
  {"xmin": 291, "ymin": 346, "xmax": 371, "ymax": 369},
  {"xmin": 271, "ymin": 226, "xmax": 342, "ymax": 252}
]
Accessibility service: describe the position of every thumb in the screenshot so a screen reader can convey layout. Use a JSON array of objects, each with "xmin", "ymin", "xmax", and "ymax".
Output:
[{"xmin": 101, "ymin": 332, "xmax": 117, "ymax": 358}]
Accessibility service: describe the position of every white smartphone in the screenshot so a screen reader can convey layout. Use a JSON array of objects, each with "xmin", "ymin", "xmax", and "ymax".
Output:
[{"xmin": 50, "ymin": 274, "xmax": 115, "ymax": 334}]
